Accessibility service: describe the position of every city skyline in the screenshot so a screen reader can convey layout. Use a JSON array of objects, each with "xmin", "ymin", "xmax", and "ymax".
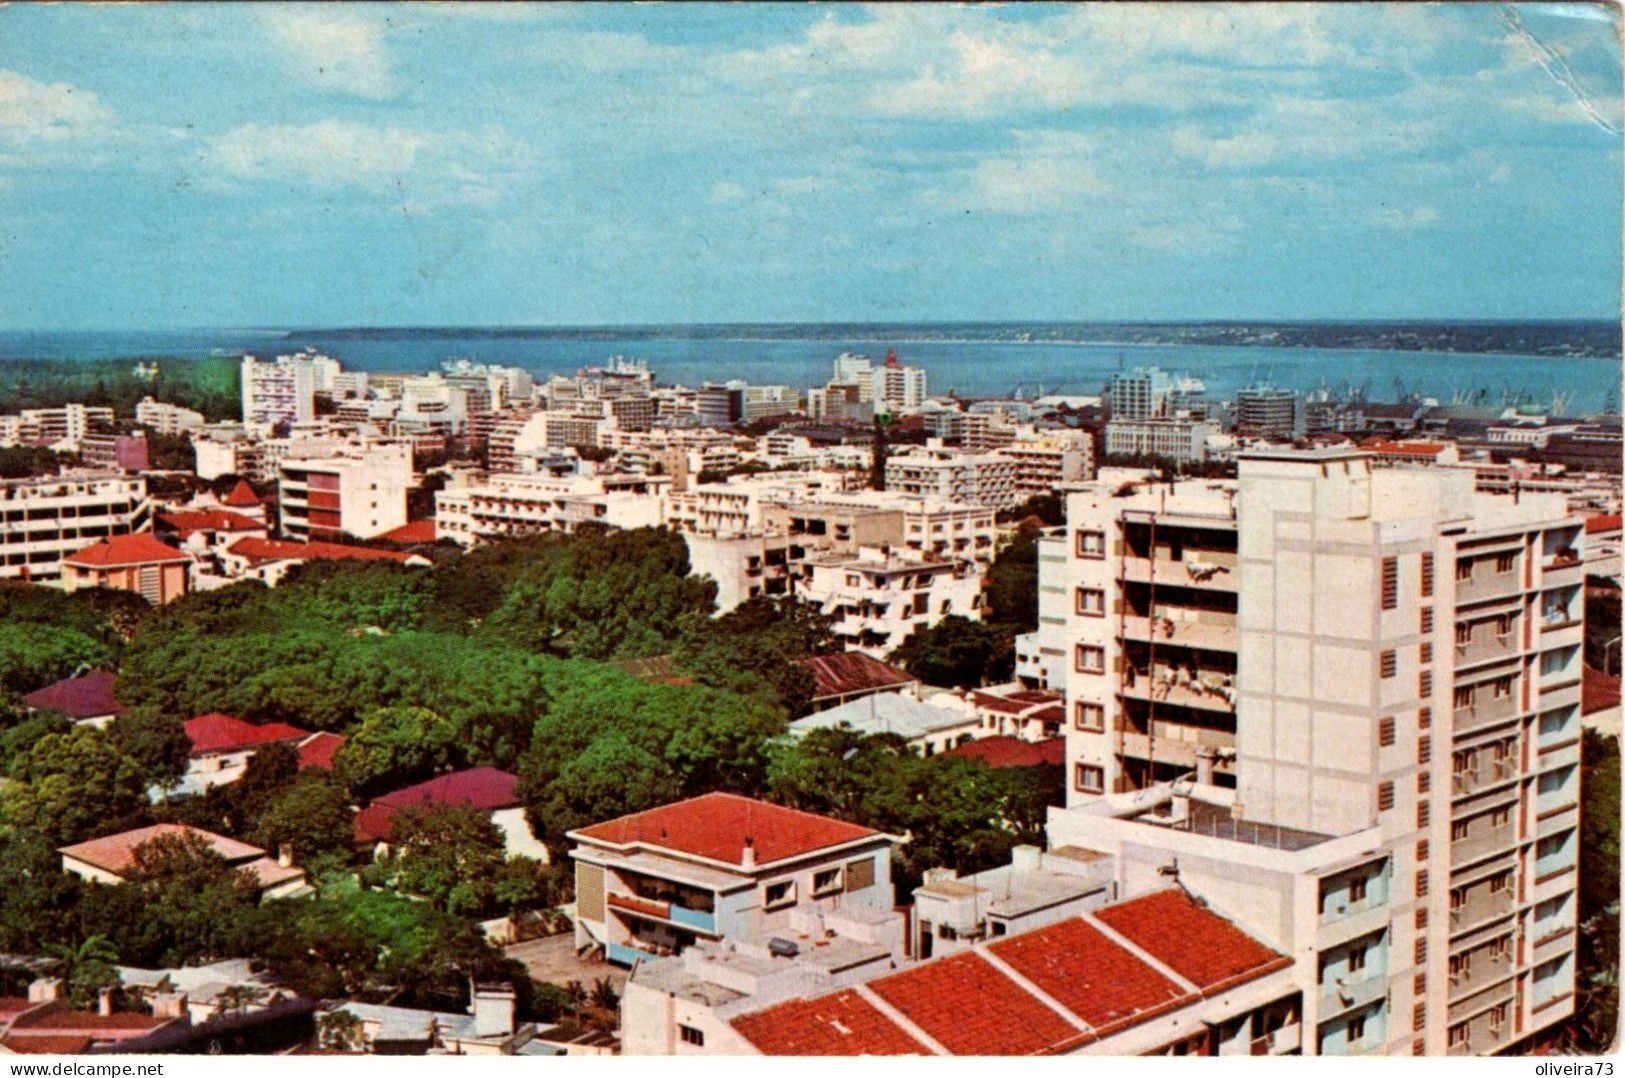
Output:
[{"xmin": 0, "ymin": 3, "xmax": 1620, "ymax": 330}]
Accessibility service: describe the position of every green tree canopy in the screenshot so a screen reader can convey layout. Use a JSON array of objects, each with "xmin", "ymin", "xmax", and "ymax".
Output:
[
  {"xmin": 4, "ymin": 724, "xmax": 150, "ymax": 844},
  {"xmin": 889, "ymin": 615, "xmax": 1010, "ymax": 689}
]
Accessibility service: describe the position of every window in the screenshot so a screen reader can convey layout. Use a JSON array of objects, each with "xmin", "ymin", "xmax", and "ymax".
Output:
[
  {"xmin": 1416, "ymin": 869, "xmax": 1430, "ymax": 897},
  {"xmin": 845, "ymin": 857, "xmax": 876, "ymax": 893},
  {"xmin": 1349, "ymin": 876, "xmax": 1369, "ymax": 903},
  {"xmin": 813, "ymin": 868, "xmax": 843, "ymax": 895},
  {"xmin": 1453, "ymin": 748, "xmax": 1477, "ymax": 776},
  {"xmin": 1421, "ymin": 553, "xmax": 1435, "ymax": 597},
  {"xmin": 1496, "ymin": 613, "xmax": 1514, "ymax": 635},
  {"xmin": 1496, "ymin": 551, "xmax": 1516, "ymax": 574},
  {"xmin": 763, "ymin": 880, "xmax": 796, "ymax": 909},
  {"xmin": 1449, "ymin": 952, "xmax": 1470, "ymax": 982},
  {"xmin": 1348, "ymin": 945, "xmax": 1367, "ymax": 973},
  {"xmin": 1415, "ymin": 972, "xmax": 1428, "ymax": 995},
  {"xmin": 1412, "ymin": 1038, "xmax": 1426, "ymax": 1057},
  {"xmin": 1075, "ymin": 764, "xmax": 1104, "ymax": 793},
  {"xmin": 1456, "ymin": 559, "xmax": 1473, "ymax": 582},
  {"xmin": 1418, "ymin": 736, "xmax": 1432, "ymax": 764},
  {"xmin": 1416, "ymin": 937, "xmax": 1428, "ymax": 964},
  {"xmin": 1449, "ymin": 887, "xmax": 1466, "ymax": 912},
  {"xmin": 1420, "ymin": 642, "xmax": 1433, "ymax": 664},
  {"xmin": 1075, "ymin": 588, "xmax": 1105, "ymax": 617},
  {"xmin": 1489, "ymin": 1002, "xmax": 1509, "ymax": 1031},
  {"xmin": 1416, "ymin": 907, "xmax": 1429, "ymax": 930},
  {"xmin": 1417, "ymin": 839, "xmax": 1430, "ymax": 862},
  {"xmin": 1418, "ymin": 801, "xmax": 1431, "ymax": 828},
  {"xmin": 1074, "ymin": 645, "xmax": 1105, "ymax": 674},
  {"xmin": 1490, "ymin": 872, "xmax": 1511, "ymax": 894},
  {"xmin": 1378, "ymin": 782, "xmax": 1395, "ymax": 811},
  {"xmin": 1421, "ymin": 606, "xmax": 1434, "ymax": 634},
  {"xmin": 1448, "ymin": 1024, "xmax": 1468, "ymax": 1049},
  {"xmin": 1456, "ymin": 622, "xmax": 1472, "ymax": 646},
  {"xmin": 1454, "ymin": 686, "xmax": 1475, "ymax": 710},
  {"xmin": 1382, "ymin": 556, "xmax": 1398, "ymax": 609},
  {"xmin": 1074, "ymin": 702, "xmax": 1104, "ymax": 732},
  {"xmin": 679, "ymin": 1025, "xmax": 705, "ymax": 1047},
  {"xmin": 1419, "ymin": 671, "xmax": 1433, "ymax": 698},
  {"xmin": 1381, "ymin": 650, "xmax": 1397, "ymax": 678},
  {"xmin": 1493, "ymin": 676, "xmax": 1513, "ymax": 699},
  {"xmin": 1379, "ymin": 716, "xmax": 1396, "ymax": 746},
  {"xmin": 1419, "ymin": 706, "xmax": 1432, "ymax": 731},
  {"xmin": 1348, "ymin": 1015, "xmax": 1366, "ymax": 1043},
  {"xmin": 1451, "ymin": 820, "xmax": 1469, "ymax": 842},
  {"xmin": 1418, "ymin": 770, "xmax": 1431, "ymax": 794},
  {"xmin": 1491, "ymin": 806, "xmax": 1512, "ymax": 829},
  {"xmin": 1076, "ymin": 530, "xmax": 1105, "ymax": 559}
]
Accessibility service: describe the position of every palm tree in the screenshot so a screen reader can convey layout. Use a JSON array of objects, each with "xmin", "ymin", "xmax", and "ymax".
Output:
[{"xmin": 42, "ymin": 935, "xmax": 120, "ymax": 1010}]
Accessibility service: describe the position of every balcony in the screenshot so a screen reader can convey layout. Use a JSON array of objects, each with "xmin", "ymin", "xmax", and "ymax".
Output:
[
  {"xmin": 1120, "ymin": 613, "xmax": 1238, "ymax": 654},
  {"xmin": 1116, "ymin": 729, "xmax": 1236, "ymax": 772},
  {"xmin": 1450, "ymin": 760, "xmax": 1517, "ymax": 799},
  {"xmin": 605, "ymin": 941, "xmax": 658, "ymax": 967},
  {"xmin": 1454, "ymin": 629, "xmax": 1520, "ymax": 669},
  {"xmin": 1448, "ymin": 954, "xmax": 1514, "ymax": 1000},
  {"xmin": 605, "ymin": 889, "xmax": 718, "ymax": 935},
  {"xmin": 1121, "ymin": 552, "xmax": 1237, "ymax": 592},
  {"xmin": 1454, "ymin": 694, "xmax": 1519, "ymax": 735},
  {"xmin": 1450, "ymin": 828, "xmax": 1516, "ymax": 868},
  {"xmin": 1120, "ymin": 668, "xmax": 1237, "ymax": 714},
  {"xmin": 1450, "ymin": 890, "xmax": 1514, "ymax": 934},
  {"xmin": 1540, "ymin": 553, "xmax": 1584, "ymax": 589},
  {"xmin": 1532, "ymin": 926, "xmax": 1576, "ymax": 967},
  {"xmin": 1250, "ymin": 1023, "xmax": 1302, "ymax": 1056},
  {"xmin": 1319, "ymin": 973, "xmax": 1386, "ymax": 1017},
  {"xmin": 1456, "ymin": 565, "xmax": 1523, "ymax": 605}
]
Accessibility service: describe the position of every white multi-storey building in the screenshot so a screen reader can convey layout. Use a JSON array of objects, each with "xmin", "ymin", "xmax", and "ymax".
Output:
[
  {"xmin": 277, "ymin": 440, "xmax": 414, "ymax": 542},
  {"xmin": 0, "ymin": 473, "xmax": 151, "ymax": 583},
  {"xmin": 1104, "ymin": 417, "xmax": 1215, "ymax": 464},
  {"xmin": 1045, "ymin": 447, "xmax": 1585, "ymax": 1056},
  {"xmin": 241, "ymin": 354, "xmax": 316, "ymax": 435},
  {"xmin": 885, "ymin": 444, "xmax": 1019, "ymax": 510},
  {"xmin": 995, "ymin": 431, "xmax": 1096, "ymax": 496},
  {"xmin": 0, "ymin": 404, "xmax": 116, "ymax": 450},
  {"xmin": 798, "ymin": 545, "xmax": 984, "ymax": 656},
  {"xmin": 434, "ymin": 472, "xmax": 669, "ymax": 546},
  {"xmin": 134, "ymin": 397, "xmax": 205, "ymax": 436}
]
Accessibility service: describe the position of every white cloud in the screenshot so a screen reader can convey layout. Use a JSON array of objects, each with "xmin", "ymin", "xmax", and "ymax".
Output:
[
  {"xmin": 924, "ymin": 130, "xmax": 1107, "ymax": 216},
  {"xmin": 0, "ymin": 70, "xmax": 115, "ymax": 144},
  {"xmin": 205, "ymin": 118, "xmax": 530, "ymax": 209},
  {"xmin": 1171, "ymin": 127, "xmax": 1278, "ymax": 169},
  {"xmin": 1371, "ymin": 205, "xmax": 1440, "ymax": 229},
  {"xmin": 710, "ymin": 181, "xmax": 747, "ymax": 204},
  {"xmin": 259, "ymin": 8, "xmax": 396, "ymax": 99}
]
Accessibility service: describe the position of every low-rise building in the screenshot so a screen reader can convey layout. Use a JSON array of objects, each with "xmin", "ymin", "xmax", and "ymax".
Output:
[
  {"xmin": 1104, "ymin": 416, "xmax": 1215, "ymax": 464},
  {"xmin": 569, "ymin": 793, "xmax": 902, "ymax": 967},
  {"xmin": 59, "ymin": 824, "xmax": 308, "ymax": 899},
  {"xmin": 61, "ymin": 533, "xmax": 191, "ymax": 605},
  {"xmin": 134, "ymin": 397, "xmax": 205, "ymax": 436},
  {"xmin": 911, "ymin": 845, "xmax": 1114, "ymax": 958},
  {"xmin": 155, "ymin": 509, "xmax": 268, "ymax": 557},
  {"xmin": 80, "ymin": 432, "xmax": 150, "ymax": 473},
  {"xmin": 316, "ymin": 985, "xmax": 552, "ymax": 1056},
  {"xmin": 21, "ymin": 670, "xmax": 127, "ymax": 728},
  {"xmin": 792, "ymin": 652, "xmax": 919, "ymax": 712},
  {"xmin": 434, "ymin": 472, "xmax": 668, "ymax": 547},
  {"xmin": 789, "ymin": 690, "xmax": 980, "ymax": 756},
  {"xmin": 797, "ymin": 546, "xmax": 985, "ymax": 656},
  {"xmin": 172, "ymin": 713, "xmax": 311, "ymax": 795},
  {"xmin": 215, "ymin": 537, "xmax": 428, "ymax": 588},
  {"xmin": 353, "ymin": 768, "xmax": 547, "ymax": 863}
]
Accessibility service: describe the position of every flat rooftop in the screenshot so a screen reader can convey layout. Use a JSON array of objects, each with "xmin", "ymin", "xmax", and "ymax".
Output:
[{"xmin": 1134, "ymin": 799, "xmax": 1333, "ymax": 852}]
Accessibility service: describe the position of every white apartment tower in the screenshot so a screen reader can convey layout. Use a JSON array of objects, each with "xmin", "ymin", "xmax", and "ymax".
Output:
[
  {"xmin": 241, "ymin": 354, "xmax": 316, "ymax": 435},
  {"xmin": 1048, "ymin": 448, "xmax": 1583, "ymax": 1055}
]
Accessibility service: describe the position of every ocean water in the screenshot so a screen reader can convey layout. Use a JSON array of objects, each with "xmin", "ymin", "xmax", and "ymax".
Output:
[{"xmin": 0, "ymin": 327, "xmax": 1619, "ymax": 414}]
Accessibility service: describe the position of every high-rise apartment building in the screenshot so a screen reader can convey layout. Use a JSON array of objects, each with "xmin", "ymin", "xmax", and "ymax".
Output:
[
  {"xmin": 885, "ymin": 444, "xmax": 1019, "ymax": 510},
  {"xmin": 0, "ymin": 473, "xmax": 151, "ymax": 583},
  {"xmin": 277, "ymin": 442, "xmax": 414, "ymax": 542},
  {"xmin": 1235, "ymin": 387, "xmax": 1302, "ymax": 442},
  {"xmin": 1046, "ymin": 448, "xmax": 1583, "ymax": 1055},
  {"xmin": 241, "ymin": 354, "xmax": 316, "ymax": 435}
]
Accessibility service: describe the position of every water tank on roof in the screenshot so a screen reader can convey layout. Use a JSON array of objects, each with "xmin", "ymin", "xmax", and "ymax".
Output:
[{"xmin": 768, "ymin": 938, "xmax": 800, "ymax": 959}]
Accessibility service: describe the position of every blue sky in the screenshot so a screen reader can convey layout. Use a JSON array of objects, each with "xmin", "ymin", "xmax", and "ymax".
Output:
[{"xmin": 0, "ymin": 2, "xmax": 1619, "ymax": 328}]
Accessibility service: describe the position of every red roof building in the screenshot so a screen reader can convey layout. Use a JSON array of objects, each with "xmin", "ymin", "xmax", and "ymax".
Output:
[
  {"xmin": 184, "ymin": 713, "xmax": 310, "ymax": 757},
  {"xmin": 156, "ymin": 509, "xmax": 267, "ymax": 545},
  {"xmin": 221, "ymin": 479, "xmax": 263, "ymax": 508},
  {"xmin": 354, "ymin": 767, "xmax": 526, "ymax": 846},
  {"xmin": 297, "ymin": 731, "xmax": 347, "ymax": 771},
  {"xmin": 717, "ymin": 889, "xmax": 1292, "ymax": 1056},
  {"xmin": 56, "ymin": 824, "xmax": 307, "ymax": 898},
  {"xmin": 375, "ymin": 519, "xmax": 438, "ymax": 545},
  {"xmin": 62, "ymin": 534, "xmax": 192, "ymax": 604},
  {"xmin": 1583, "ymin": 664, "xmax": 1621, "ymax": 718},
  {"xmin": 941, "ymin": 735, "xmax": 1065, "ymax": 769},
  {"xmin": 1585, "ymin": 513, "xmax": 1622, "ymax": 535},
  {"xmin": 572, "ymin": 792, "xmax": 882, "ymax": 869},
  {"xmin": 793, "ymin": 653, "xmax": 919, "ymax": 710},
  {"xmin": 22, "ymin": 669, "xmax": 127, "ymax": 725}
]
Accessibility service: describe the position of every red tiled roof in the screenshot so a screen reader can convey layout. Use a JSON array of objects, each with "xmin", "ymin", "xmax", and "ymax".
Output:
[
  {"xmin": 0, "ymin": 997, "xmax": 34, "ymax": 1020},
  {"xmin": 1359, "ymin": 438, "xmax": 1447, "ymax": 457},
  {"xmin": 571, "ymin": 792, "xmax": 882, "ymax": 868},
  {"xmin": 941, "ymin": 736, "xmax": 1065, "ymax": 769},
  {"xmin": 1586, "ymin": 513, "xmax": 1622, "ymax": 534},
  {"xmin": 731, "ymin": 991, "xmax": 927, "ymax": 1056},
  {"xmin": 868, "ymin": 952, "xmax": 1085, "ymax": 1056},
  {"xmin": 225, "ymin": 538, "xmax": 418, "ymax": 566},
  {"xmin": 794, "ymin": 653, "xmax": 917, "ymax": 701},
  {"xmin": 58, "ymin": 824, "xmax": 264, "ymax": 877},
  {"xmin": 221, "ymin": 479, "xmax": 262, "ymax": 507},
  {"xmin": 1584, "ymin": 664, "xmax": 1621, "ymax": 716},
  {"xmin": 63, "ymin": 533, "xmax": 191, "ymax": 568},
  {"xmin": 22, "ymin": 670, "xmax": 126, "ymax": 719},
  {"xmin": 375, "ymin": 519, "xmax": 437, "ymax": 544},
  {"xmin": 987, "ymin": 917, "xmax": 1188, "ymax": 1035},
  {"xmin": 1092, "ymin": 889, "xmax": 1294, "ymax": 993},
  {"xmin": 356, "ymin": 768, "xmax": 523, "ymax": 844},
  {"xmin": 157, "ymin": 509, "xmax": 265, "ymax": 537},
  {"xmin": 11, "ymin": 1010, "xmax": 170, "ymax": 1032},
  {"xmin": 297, "ymin": 731, "xmax": 346, "ymax": 771},
  {"xmin": 184, "ymin": 713, "xmax": 309, "ymax": 756}
]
